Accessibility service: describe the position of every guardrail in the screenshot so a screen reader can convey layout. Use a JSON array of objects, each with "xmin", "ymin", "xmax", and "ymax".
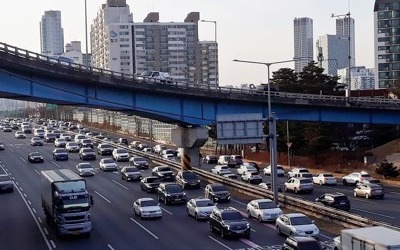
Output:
[
  {"xmin": 2, "ymin": 42, "xmax": 400, "ymax": 109},
  {"xmin": 82, "ymin": 133, "xmax": 400, "ymax": 231}
]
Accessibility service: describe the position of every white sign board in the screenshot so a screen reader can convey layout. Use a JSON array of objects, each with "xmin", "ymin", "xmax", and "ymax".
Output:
[{"xmin": 217, "ymin": 113, "xmax": 264, "ymax": 145}]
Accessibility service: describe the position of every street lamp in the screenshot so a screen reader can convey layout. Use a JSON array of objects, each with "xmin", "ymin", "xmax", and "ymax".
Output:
[
  {"xmin": 332, "ymin": 12, "xmax": 352, "ymax": 97},
  {"xmin": 201, "ymin": 20, "xmax": 218, "ymax": 86},
  {"xmin": 84, "ymin": 0, "xmax": 89, "ymax": 68},
  {"xmin": 233, "ymin": 58, "xmax": 297, "ymax": 205}
]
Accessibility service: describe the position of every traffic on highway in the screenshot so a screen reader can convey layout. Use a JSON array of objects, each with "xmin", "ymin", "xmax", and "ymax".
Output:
[{"xmin": 1, "ymin": 117, "xmax": 399, "ymax": 250}]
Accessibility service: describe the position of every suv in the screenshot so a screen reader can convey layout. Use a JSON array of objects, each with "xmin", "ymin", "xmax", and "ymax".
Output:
[
  {"xmin": 282, "ymin": 236, "xmax": 325, "ymax": 250},
  {"xmin": 287, "ymin": 168, "xmax": 310, "ymax": 178},
  {"xmin": 175, "ymin": 170, "xmax": 200, "ymax": 189},
  {"xmin": 79, "ymin": 147, "xmax": 96, "ymax": 160},
  {"xmin": 157, "ymin": 183, "xmax": 187, "ymax": 205},
  {"xmin": 97, "ymin": 143, "xmax": 113, "ymax": 155},
  {"xmin": 112, "ymin": 148, "xmax": 130, "ymax": 162},
  {"xmin": 209, "ymin": 207, "xmax": 250, "ymax": 239},
  {"xmin": 284, "ymin": 177, "xmax": 314, "ymax": 194},
  {"xmin": 204, "ymin": 183, "xmax": 231, "ymax": 203},
  {"xmin": 342, "ymin": 171, "xmax": 372, "ymax": 186},
  {"xmin": 315, "ymin": 192, "xmax": 350, "ymax": 211}
]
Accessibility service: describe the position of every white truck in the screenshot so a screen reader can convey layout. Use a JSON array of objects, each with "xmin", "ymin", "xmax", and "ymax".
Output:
[
  {"xmin": 137, "ymin": 70, "xmax": 173, "ymax": 83},
  {"xmin": 333, "ymin": 226, "xmax": 400, "ymax": 250},
  {"xmin": 41, "ymin": 169, "xmax": 93, "ymax": 237}
]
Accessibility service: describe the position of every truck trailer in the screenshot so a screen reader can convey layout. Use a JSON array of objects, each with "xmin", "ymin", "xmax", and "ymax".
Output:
[
  {"xmin": 334, "ymin": 226, "xmax": 400, "ymax": 250},
  {"xmin": 41, "ymin": 169, "xmax": 93, "ymax": 237}
]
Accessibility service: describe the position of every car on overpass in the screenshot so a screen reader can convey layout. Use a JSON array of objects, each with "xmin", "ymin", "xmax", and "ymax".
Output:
[
  {"xmin": 157, "ymin": 183, "xmax": 187, "ymax": 205},
  {"xmin": 284, "ymin": 177, "xmax": 314, "ymax": 194},
  {"xmin": 342, "ymin": 171, "xmax": 373, "ymax": 186},
  {"xmin": 204, "ymin": 183, "xmax": 231, "ymax": 203},
  {"xmin": 52, "ymin": 148, "xmax": 68, "ymax": 161}
]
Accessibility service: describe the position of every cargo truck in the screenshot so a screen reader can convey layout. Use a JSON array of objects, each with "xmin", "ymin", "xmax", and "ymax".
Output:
[
  {"xmin": 41, "ymin": 169, "xmax": 93, "ymax": 237},
  {"xmin": 333, "ymin": 226, "xmax": 400, "ymax": 250}
]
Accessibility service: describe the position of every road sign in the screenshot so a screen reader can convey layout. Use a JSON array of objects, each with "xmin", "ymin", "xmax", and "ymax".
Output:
[{"xmin": 286, "ymin": 142, "xmax": 293, "ymax": 148}]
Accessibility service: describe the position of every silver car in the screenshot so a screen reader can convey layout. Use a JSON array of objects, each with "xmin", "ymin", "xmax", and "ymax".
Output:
[
  {"xmin": 186, "ymin": 198, "xmax": 216, "ymax": 220},
  {"xmin": 354, "ymin": 183, "xmax": 384, "ymax": 199},
  {"xmin": 276, "ymin": 213, "xmax": 319, "ymax": 239},
  {"xmin": 76, "ymin": 163, "xmax": 95, "ymax": 177}
]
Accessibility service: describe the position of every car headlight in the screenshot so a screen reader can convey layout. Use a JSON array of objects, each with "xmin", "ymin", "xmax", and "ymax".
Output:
[
  {"xmin": 315, "ymin": 228, "xmax": 319, "ymax": 233},
  {"xmin": 246, "ymin": 223, "xmax": 250, "ymax": 228},
  {"xmin": 224, "ymin": 224, "xmax": 231, "ymax": 230},
  {"xmin": 297, "ymin": 229, "xmax": 304, "ymax": 234},
  {"xmin": 166, "ymin": 194, "xmax": 171, "ymax": 197}
]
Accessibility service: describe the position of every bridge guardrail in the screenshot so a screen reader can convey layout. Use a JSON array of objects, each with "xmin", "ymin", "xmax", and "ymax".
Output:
[
  {"xmin": 82, "ymin": 133, "xmax": 400, "ymax": 231},
  {"xmin": 2, "ymin": 42, "xmax": 400, "ymax": 108}
]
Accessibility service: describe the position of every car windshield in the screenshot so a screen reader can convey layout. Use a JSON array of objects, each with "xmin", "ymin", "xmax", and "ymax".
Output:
[
  {"xmin": 125, "ymin": 167, "xmax": 138, "ymax": 172},
  {"xmin": 103, "ymin": 159, "xmax": 114, "ymax": 164},
  {"xmin": 31, "ymin": 152, "xmax": 42, "ymax": 156},
  {"xmin": 361, "ymin": 174, "xmax": 371, "ymax": 178},
  {"xmin": 100, "ymin": 144, "xmax": 111, "ymax": 148},
  {"xmin": 277, "ymin": 166, "xmax": 284, "ymax": 170},
  {"xmin": 165, "ymin": 185, "xmax": 182, "ymax": 193},
  {"xmin": 0, "ymin": 175, "xmax": 11, "ymax": 182},
  {"xmin": 140, "ymin": 199, "xmax": 158, "ymax": 207},
  {"xmin": 211, "ymin": 185, "xmax": 228, "ymax": 192},
  {"xmin": 140, "ymin": 70, "xmax": 152, "ymax": 76},
  {"xmin": 291, "ymin": 216, "xmax": 312, "ymax": 225},
  {"xmin": 334, "ymin": 196, "xmax": 349, "ymax": 202},
  {"xmin": 78, "ymin": 164, "xmax": 92, "ymax": 169},
  {"xmin": 221, "ymin": 211, "xmax": 244, "ymax": 221},
  {"xmin": 68, "ymin": 143, "xmax": 78, "ymax": 146},
  {"xmin": 134, "ymin": 157, "xmax": 146, "ymax": 162},
  {"xmin": 54, "ymin": 149, "xmax": 66, "ymax": 153},
  {"xmin": 299, "ymin": 169, "xmax": 309, "ymax": 173},
  {"xmin": 182, "ymin": 172, "xmax": 198, "ymax": 180},
  {"xmin": 116, "ymin": 149, "xmax": 128, "ymax": 153},
  {"xmin": 145, "ymin": 177, "xmax": 160, "ymax": 183},
  {"xmin": 323, "ymin": 174, "xmax": 334, "ymax": 177},
  {"xmin": 82, "ymin": 148, "xmax": 94, "ymax": 153},
  {"xmin": 369, "ymin": 179, "xmax": 381, "ymax": 184},
  {"xmin": 258, "ymin": 201, "xmax": 278, "ymax": 209},
  {"xmin": 302, "ymin": 173, "xmax": 313, "ymax": 178},
  {"xmin": 82, "ymin": 139, "xmax": 91, "ymax": 143},
  {"xmin": 158, "ymin": 167, "xmax": 172, "ymax": 172},
  {"xmin": 196, "ymin": 200, "xmax": 214, "ymax": 207}
]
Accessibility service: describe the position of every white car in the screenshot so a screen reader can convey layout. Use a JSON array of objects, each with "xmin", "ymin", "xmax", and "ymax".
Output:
[
  {"xmin": 15, "ymin": 131, "xmax": 26, "ymax": 139},
  {"xmin": 284, "ymin": 177, "xmax": 314, "ymax": 194},
  {"xmin": 237, "ymin": 165, "xmax": 258, "ymax": 175},
  {"xmin": 65, "ymin": 142, "xmax": 80, "ymax": 152},
  {"xmin": 76, "ymin": 163, "xmax": 95, "ymax": 176},
  {"xmin": 74, "ymin": 134, "xmax": 86, "ymax": 144},
  {"xmin": 54, "ymin": 138, "xmax": 67, "ymax": 148},
  {"xmin": 342, "ymin": 171, "xmax": 372, "ymax": 186},
  {"xmin": 241, "ymin": 172, "xmax": 263, "ymax": 184},
  {"xmin": 287, "ymin": 167, "xmax": 310, "ymax": 178},
  {"xmin": 246, "ymin": 199, "xmax": 283, "ymax": 222},
  {"xmin": 30, "ymin": 137, "xmax": 44, "ymax": 146},
  {"xmin": 99, "ymin": 158, "xmax": 118, "ymax": 171},
  {"xmin": 59, "ymin": 133, "xmax": 72, "ymax": 141},
  {"xmin": 211, "ymin": 165, "xmax": 232, "ymax": 175},
  {"xmin": 162, "ymin": 153, "xmax": 176, "ymax": 160},
  {"xmin": 186, "ymin": 198, "xmax": 216, "ymax": 220},
  {"xmin": 312, "ymin": 173, "xmax": 337, "ymax": 185},
  {"xmin": 112, "ymin": 148, "xmax": 130, "ymax": 162},
  {"xmin": 133, "ymin": 198, "xmax": 162, "ymax": 219},
  {"xmin": 263, "ymin": 165, "xmax": 285, "ymax": 177},
  {"xmin": 275, "ymin": 213, "xmax": 319, "ymax": 238}
]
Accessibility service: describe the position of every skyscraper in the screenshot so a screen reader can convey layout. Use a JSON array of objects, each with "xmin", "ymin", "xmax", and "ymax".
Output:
[
  {"xmin": 316, "ymin": 34, "xmax": 348, "ymax": 76},
  {"xmin": 374, "ymin": 0, "xmax": 400, "ymax": 89},
  {"xmin": 293, "ymin": 17, "xmax": 313, "ymax": 73},
  {"xmin": 40, "ymin": 10, "xmax": 64, "ymax": 56},
  {"xmin": 336, "ymin": 16, "xmax": 355, "ymax": 67}
]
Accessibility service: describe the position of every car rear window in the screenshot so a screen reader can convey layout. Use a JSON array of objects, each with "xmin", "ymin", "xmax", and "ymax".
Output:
[
  {"xmin": 300, "ymin": 179, "xmax": 312, "ymax": 184},
  {"xmin": 361, "ymin": 174, "xmax": 371, "ymax": 178}
]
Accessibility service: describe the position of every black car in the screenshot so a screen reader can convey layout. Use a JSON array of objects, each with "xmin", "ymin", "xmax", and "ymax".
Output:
[
  {"xmin": 175, "ymin": 170, "xmax": 200, "ymax": 189},
  {"xmin": 204, "ymin": 183, "xmax": 231, "ymax": 203},
  {"xmin": 282, "ymin": 236, "xmax": 325, "ymax": 250},
  {"xmin": 52, "ymin": 148, "xmax": 68, "ymax": 161},
  {"xmin": 202, "ymin": 155, "xmax": 218, "ymax": 164},
  {"xmin": 28, "ymin": 151, "xmax": 44, "ymax": 163},
  {"xmin": 117, "ymin": 138, "xmax": 128, "ymax": 146},
  {"xmin": 209, "ymin": 207, "xmax": 250, "ymax": 239},
  {"xmin": 157, "ymin": 183, "xmax": 187, "ymax": 205},
  {"xmin": 315, "ymin": 192, "xmax": 350, "ymax": 211},
  {"xmin": 0, "ymin": 141, "xmax": 5, "ymax": 151},
  {"xmin": 152, "ymin": 166, "xmax": 175, "ymax": 181},
  {"xmin": 140, "ymin": 176, "xmax": 162, "ymax": 193},
  {"xmin": 0, "ymin": 174, "xmax": 14, "ymax": 193}
]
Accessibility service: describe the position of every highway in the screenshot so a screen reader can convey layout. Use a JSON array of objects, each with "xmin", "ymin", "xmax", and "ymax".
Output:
[{"xmin": 0, "ymin": 129, "xmax": 338, "ymax": 250}]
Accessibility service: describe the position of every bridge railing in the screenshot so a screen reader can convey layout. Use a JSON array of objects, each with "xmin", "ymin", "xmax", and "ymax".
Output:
[{"xmin": 2, "ymin": 41, "xmax": 400, "ymax": 108}]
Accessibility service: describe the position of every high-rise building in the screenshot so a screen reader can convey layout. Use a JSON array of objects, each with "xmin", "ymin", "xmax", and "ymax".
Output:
[
  {"xmin": 316, "ymin": 34, "xmax": 349, "ymax": 76},
  {"xmin": 336, "ymin": 16, "xmax": 355, "ymax": 67},
  {"xmin": 293, "ymin": 17, "xmax": 313, "ymax": 72},
  {"xmin": 40, "ymin": 10, "xmax": 64, "ymax": 56},
  {"xmin": 337, "ymin": 67, "xmax": 375, "ymax": 90},
  {"xmin": 374, "ymin": 0, "xmax": 400, "ymax": 89},
  {"xmin": 199, "ymin": 41, "xmax": 218, "ymax": 88}
]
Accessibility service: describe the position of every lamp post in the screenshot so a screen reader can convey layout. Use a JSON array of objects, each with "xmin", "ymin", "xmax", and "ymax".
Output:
[
  {"xmin": 332, "ymin": 12, "xmax": 352, "ymax": 96},
  {"xmin": 201, "ymin": 20, "xmax": 218, "ymax": 86},
  {"xmin": 84, "ymin": 0, "xmax": 89, "ymax": 68},
  {"xmin": 233, "ymin": 58, "xmax": 297, "ymax": 205}
]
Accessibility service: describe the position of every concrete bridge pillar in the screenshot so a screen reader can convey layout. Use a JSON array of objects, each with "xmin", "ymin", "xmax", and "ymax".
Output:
[{"xmin": 171, "ymin": 126, "xmax": 208, "ymax": 170}]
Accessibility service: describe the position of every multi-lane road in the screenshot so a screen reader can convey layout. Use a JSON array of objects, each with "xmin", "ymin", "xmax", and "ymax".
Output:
[{"xmin": 0, "ymin": 128, "xmax": 397, "ymax": 250}]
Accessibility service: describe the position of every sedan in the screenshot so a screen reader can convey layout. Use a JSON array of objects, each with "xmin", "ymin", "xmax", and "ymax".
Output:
[
  {"xmin": 65, "ymin": 142, "xmax": 80, "ymax": 152},
  {"xmin": 312, "ymin": 173, "xmax": 337, "ymax": 185},
  {"xmin": 15, "ymin": 131, "xmax": 26, "ymax": 139},
  {"xmin": 121, "ymin": 166, "xmax": 142, "ymax": 181},
  {"xmin": 54, "ymin": 138, "xmax": 67, "ymax": 148},
  {"xmin": 28, "ymin": 152, "xmax": 44, "ymax": 163},
  {"xmin": 99, "ymin": 158, "xmax": 117, "ymax": 171},
  {"xmin": 186, "ymin": 198, "xmax": 216, "ymax": 220},
  {"xmin": 276, "ymin": 213, "xmax": 319, "ymax": 239},
  {"xmin": 247, "ymin": 199, "xmax": 283, "ymax": 222},
  {"xmin": 140, "ymin": 176, "xmax": 162, "ymax": 193},
  {"xmin": 76, "ymin": 163, "xmax": 95, "ymax": 177},
  {"xmin": 263, "ymin": 165, "xmax": 285, "ymax": 177},
  {"xmin": 30, "ymin": 137, "xmax": 44, "ymax": 146},
  {"xmin": 53, "ymin": 148, "xmax": 69, "ymax": 161},
  {"xmin": 241, "ymin": 172, "xmax": 263, "ymax": 184},
  {"xmin": 152, "ymin": 166, "xmax": 175, "ymax": 181},
  {"xmin": 354, "ymin": 183, "xmax": 384, "ymax": 199},
  {"xmin": 133, "ymin": 198, "xmax": 162, "ymax": 219}
]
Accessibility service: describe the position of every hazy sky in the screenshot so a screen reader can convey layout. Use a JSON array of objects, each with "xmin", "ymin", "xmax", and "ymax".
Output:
[{"xmin": 0, "ymin": 0, "xmax": 375, "ymax": 86}]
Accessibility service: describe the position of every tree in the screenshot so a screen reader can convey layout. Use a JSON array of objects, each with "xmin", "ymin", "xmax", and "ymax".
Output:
[{"xmin": 375, "ymin": 160, "xmax": 400, "ymax": 179}]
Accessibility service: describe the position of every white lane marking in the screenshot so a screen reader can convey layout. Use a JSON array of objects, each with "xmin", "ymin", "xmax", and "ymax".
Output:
[
  {"xmin": 208, "ymin": 236, "xmax": 233, "ymax": 250},
  {"xmin": 107, "ymin": 244, "xmax": 115, "ymax": 250},
  {"xmin": 43, "ymin": 227, "xmax": 48, "ymax": 235},
  {"xmin": 23, "ymin": 193, "xmax": 27, "ymax": 198},
  {"xmin": 351, "ymin": 208, "xmax": 395, "ymax": 219},
  {"xmin": 14, "ymin": 178, "xmax": 53, "ymax": 250},
  {"xmin": 240, "ymin": 238, "xmax": 262, "ymax": 248},
  {"xmin": 15, "ymin": 181, "xmax": 19, "ymax": 186},
  {"xmin": 51, "ymin": 161, "xmax": 61, "ymax": 168},
  {"xmin": 32, "ymin": 208, "xmax": 37, "ymax": 214},
  {"xmin": 231, "ymin": 199, "xmax": 247, "ymax": 206},
  {"xmin": 111, "ymin": 180, "xmax": 129, "ymax": 190},
  {"xmin": 50, "ymin": 240, "xmax": 56, "ymax": 249},
  {"xmin": 388, "ymin": 191, "xmax": 400, "ymax": 195},
  {"xmin": 160, "ymin": 207, "xmax": 173, "ymax": 215},
  {"xmin": 94, "ymin": 191, "xmax": 112, "ymax": 204},
  {"xmin": 129, "ymin": 217, "xmax": 159, "ymax": 240},
  {"xmin": 8, "ymin": 147, "xmax": 14, "ymax": 152},
  {"xmin": 38, "ymin": 217, "xmax": 42, "ymax": 223},
  {"xmin": 19, "ymin": 157, "xmax": 27, "ymax": 163},
  {"xmin": 28, "ymin": 200, "xmax": 32, "ymax": 205},
  {"xmin": 34, "ymin": 169, "xmax": 40, "ymax": 175}
]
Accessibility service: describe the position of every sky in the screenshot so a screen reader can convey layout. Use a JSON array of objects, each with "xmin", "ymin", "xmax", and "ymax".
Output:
[{"xmin": 0, "ymin": 0, "xmax": 375, "ymax": 86}]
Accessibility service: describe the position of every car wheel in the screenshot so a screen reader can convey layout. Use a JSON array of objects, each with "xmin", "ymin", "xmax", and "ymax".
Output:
[
  {"xmin": 319, "ymin": 180, "xmax": 323, "ymax": 185},
  {"xmin": 284, "ymin": 186, "xmax": 288, "ymax": 192},
  {"xmin": 139, "ymin": 212, "xmax": 143, "ymax": 220},
  {"xmin": 365, "ymin": 193, "xmax": 369, "ymax": 199},
  {"xmin": 294, "ymin": 188, "xmax": 298, "ymax": 194},
  {"xmin": 247, "ymin": 210, "xmax": 252, "ymax": 218},
  {"xmin": 353, "ymin": 191, "xmax": 357, "ymax": 197},
  {"xmin": 134, "ymin": 209, "xmax": 137, "ymax": 216},
  {"xmin": 343, "ymin": 179, "xmax": 347, "ymax": 186},
  {"xmin": 157, "ymin": 194, "xmax": 161, "ymax": 201},
  {"xmin": 220, "ymin": 229, "xmax": 225, "ymax": 239},
  {"xmin": 289, "ymin": 231, "xmax": 294, "ymax": 237},
  {"xmin": 195, "ymin": 213, "xmax": 199, "ymax": 221},
  {"xmin": 355, "ymin": 181, "xmax": 359, "ymax": 186},
  {"xmin": 258, "ymin": 215, "xmax": 263, "ymax": 223},
  {"xmin": 186, "ymin": 208, "xmax": 190, "ymax": 216},
  {"xmin": 276, "ymin": 226, "xmax": 282, "ymax": 235},
  {"xmin": 210, "ymin": 223, "xmax": 214, "ymax": 233}
]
